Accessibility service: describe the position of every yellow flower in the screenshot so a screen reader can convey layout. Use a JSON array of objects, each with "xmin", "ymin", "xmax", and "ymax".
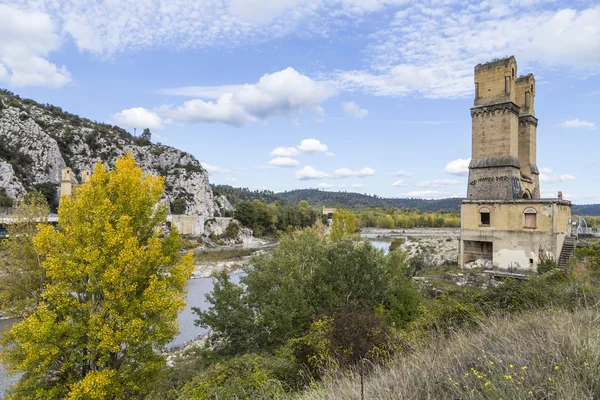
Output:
[
  {"xmin": 554, "ymin": 365, "xmax": 559, "ymax": 370},
  {"xmin": 490, "ymin": 361, "xmax": 494, "ymax": 365},
  {"xmin": 509, "ymin": 364, "xmax": 514, "ymax": 369},
  {"xmin": 484, "ymin": 381, "xmax": 490, "ymax": 387},
  {"xmin": 522, "ymin": 366, "xmax": 527, "ymax": 370},
  {"xmin": 505, "ymin": 375, "xmax": 512, "ymax": 380}
]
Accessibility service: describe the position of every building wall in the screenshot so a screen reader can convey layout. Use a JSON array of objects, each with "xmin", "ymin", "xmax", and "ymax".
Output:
[
  {"xmin": 460, "ymin": 229, "xmax": 563, "ymax": 271},
  {"xmin": 471, "ymin": 107, "xmax": 519, "ymax": 159},
  {"xmin": 462, "ymin": 201, "xmax": 571, "ymax": 233},
  {"xmin": 168, "ymin": 215, "xmax": 205, "ymax": 236}
]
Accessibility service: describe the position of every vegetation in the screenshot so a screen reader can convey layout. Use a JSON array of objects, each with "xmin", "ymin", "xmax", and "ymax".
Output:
[
  {"xmin": 171, "ymin": 197, "xmax": 187, "ymax": 215},
  {"xmin": 356, "ymin": 208, "xmax": 460, "ymax": 229},
  {"xmin": 194, "ymin": 248, "xmax": 258, "ymax": 263},
  {"xmin": 0, "ymin": 192, "xmax": 49, "ymax": 317},
  {"xmin": 0, "ymin": 154, "xmax": 194, "ymax": 399},
  {"xmin": 234, "ymin": 199, "xmax": 319, "ymax": 236},
  {"xmin": 330, "ymin": 209, "xmax": 358, "ymax": 241},
  {"xmin": 212, "ymin": 185, "xmax": 281, "ymax": 206},
  {"xmin": 0, "ymin": 188, "xmax": 13, "ymax": 208}
]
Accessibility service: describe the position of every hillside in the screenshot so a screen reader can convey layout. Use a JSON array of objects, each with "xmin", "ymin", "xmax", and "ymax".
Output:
[{"xmin": 0, "ymin": 89, "xmax": 228, "ymax": 216}]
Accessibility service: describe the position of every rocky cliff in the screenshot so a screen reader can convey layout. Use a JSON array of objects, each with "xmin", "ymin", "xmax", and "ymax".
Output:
[{"xmin": 0, "ymin": 89, "xmax": 226, "ymax": 217}]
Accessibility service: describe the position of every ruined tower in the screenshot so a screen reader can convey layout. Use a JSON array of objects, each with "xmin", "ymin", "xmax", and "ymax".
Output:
[
  {"xmin": 467, "ymin": 56, "xmax": 540, "ymax": 200},
  {"xmin": 60, "ymin": 167, "xmax": 73, "ymax": 198},
  {"xmin": 460, "ymin": 57, "xmax": 572, "ymax": 272}
]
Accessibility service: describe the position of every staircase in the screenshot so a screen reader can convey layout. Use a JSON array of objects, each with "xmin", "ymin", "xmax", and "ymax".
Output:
[{"xmin": 557, "ymin": 236, "xmax": 576, "ymax": 269}]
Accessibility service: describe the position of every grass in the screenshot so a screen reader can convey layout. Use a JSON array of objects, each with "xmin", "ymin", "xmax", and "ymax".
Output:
[
  {"xmin": 194, "ymin": 248, "xmax": 258, "ymax": 263},
  {"xmin": 294, "ymin": 307, "xmax": 600, "ymax": 399}
]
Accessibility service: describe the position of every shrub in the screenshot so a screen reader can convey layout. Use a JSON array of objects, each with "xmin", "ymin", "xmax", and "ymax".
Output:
[
  {"xmin": 537, "ymin": 258, "xmax": 557, "ymax": 275},
  {"xmin": 225, "ymin": 221, "xmax": 239, "ymax": 239},
  {"xmin": 0, "ymin": 188, "xmax": 13, "ymax": 208},
  {"xmin": 171, "ymin": 197, "xmax": 187, "ymax": 215},
  {"xmin": 389, "ymin": 238, "xmax": 406, "ymax": 252}
]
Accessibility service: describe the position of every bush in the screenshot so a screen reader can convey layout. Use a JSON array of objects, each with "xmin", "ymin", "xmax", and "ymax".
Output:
[
  {"xmin": 225, "ymin": 221, "xmax": 239, "ymax": 239},
  {"xmin": 195, "ymin": 230, "xmax": 421, "ymax": 355},
  {"xmin": 537, "ymin": 258, "xmax": 557, "ymax": 274},
  {"xmin": 0, "ymin": 188, "xmax": 13, "ymax": 208},
  {"xmin": 171, "ymin": 197, "xmax": 187, "ymax": 215}
]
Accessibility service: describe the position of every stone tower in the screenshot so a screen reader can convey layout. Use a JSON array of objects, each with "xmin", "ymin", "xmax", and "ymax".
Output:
[
  {"xmin": 60, "ymin": 167, "xmax": 73, "ymax": 197},
  {"xmin": 467, "ymin": 56, "xmax": 540, "ymax": 200}
]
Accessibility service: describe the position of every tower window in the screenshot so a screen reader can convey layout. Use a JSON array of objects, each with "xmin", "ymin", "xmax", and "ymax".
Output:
[
  {"xmin": 475, "ymin": 82, "xmax": 479, "ymax": 98},
  {"xmin": 512, "ymin": 68, "xmax": 515, "ymax": 78},
  {"xmin": 479, "ymin": 207, "xmax": 491, "ymax": 226},
  {"xmin": 525, "ymin": 91, "xmax": 531, "ymax": 108},
  {"xmin": 505, "ymin": 76, "xmax": 511, "ymax": 94},
  {"xmin": 524, "ymin": 208, "xmax": 537, "ymax": 229}
]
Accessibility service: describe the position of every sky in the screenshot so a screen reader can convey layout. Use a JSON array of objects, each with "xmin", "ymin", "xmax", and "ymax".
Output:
[{"xmin": 1, "ymin": 0, "xmax": 599, "ymax": 202}]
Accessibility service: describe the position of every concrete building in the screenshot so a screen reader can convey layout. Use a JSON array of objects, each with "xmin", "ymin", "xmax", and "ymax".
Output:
[{"xmin": 459, "ymin": 57, "xmax": 573, "ymax": 272}]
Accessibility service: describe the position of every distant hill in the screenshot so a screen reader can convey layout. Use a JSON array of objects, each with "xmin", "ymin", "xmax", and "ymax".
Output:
[{"xmin": 213, "ymin": 186, "xmax": 600, "ymax": 216}]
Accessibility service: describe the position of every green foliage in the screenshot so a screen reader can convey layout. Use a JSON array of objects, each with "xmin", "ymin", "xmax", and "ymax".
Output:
[
  {"xmin": 573, "ymin": 241, "xmax": 600, "ymax": 278},
  {"xmin": 180, "ymin": 353, "xmax": 294, "ymax": 399},
  {"xmin": 357, "ymin": 208, "xmax": 460, "ymax": 229},
  {"xmin": 225, "ymin": 220, "xmax": 239, "ymax": 239},
  {"xmin": 211, "ymin": 184, "xmax": 281, "ymax": 206},
  {"xmin": 537, "ymin": 258, "xmax": 557, "ymax": 275},
  {"xmin": 141, "ymin": 127, "xmax": 152, "ymax": 142},
  {"xmin": 171, "ymin": 197, "xmax": 187, "ymax": 215},
  {"xmin": 329, "ymin": 209, "xmax": 357, "ymax": 241},
  {"xmin": 195, "ymin": 230, "xmax": 421, "ymax": 355},
  {"xmin": 389, "ymin": 238, "xmax": 406, "ymax": 252},
  {"xmin": 0, "ymin": 192, "xmax": 49, "ymax": 317},
  {"xmin": 0, "ymin": 154, "xmax": 194, "ymax": 399},
  {"xmin": 32, "ymin": 182, "xmax": 59, "ymax": 212},
  {"xmin": 0, "ymin": 188, "xmax": 13, "ymax": 207},
  {"xmin": 234, "ymin": 199, "xmax": 319, "ymax": 236}
]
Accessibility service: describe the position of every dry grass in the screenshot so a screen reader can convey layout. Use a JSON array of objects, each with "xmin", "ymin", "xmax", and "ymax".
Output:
[
  {"xmin": 194, "ymin": 248, "xmax": 258, "ymax": 263},
  {"xmin": 294, "ymin": 308, "xmax": 600, "ymax": 399}
]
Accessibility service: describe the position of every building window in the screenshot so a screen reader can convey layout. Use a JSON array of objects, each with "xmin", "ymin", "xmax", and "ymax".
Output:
[
  {"xmin": 525, "ymin": 91, "xmax": 530, "ymax": 108},
  {"xmin": 475, "ymin": 82, "xmax": 479, "ymax": 98},
  {"xmin": 524, "ymin": 208, "xmax": 537, "ymax": 228},
  {"xmin": 479, "ymin": 207, "xmax": 491, "ymax": 226},
  {"xmin": 505, "ymin": 76, "xmax": 511, "ymax": 94}
]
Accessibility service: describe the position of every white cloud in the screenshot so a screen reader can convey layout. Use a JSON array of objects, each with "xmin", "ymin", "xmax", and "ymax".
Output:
[
  {"xmin": 559, "ymin": 119, "xmax": 596, "ymax": 129},
  {"xmin": 157, "ymin": 68, "xmax": 335, "ymax": 126},
  {"xmin": 392, "ymin": 180, "xmax": 407, "ymax": 187},
  {"xmin": 317, "ymin": 182, "xmax": 333, "ymax": 189},
  {"xmin": 0, "ymin": 4, "xmax": 71, "ymax": 88},
  {"xmin": 334, "ymin": 4, "xmax": 600, "ymax": 98},
  {"xmin": 202, "ymin": 163, "xmax": 232, "ymax": 174},
  {"xmin": 112, "ymin": 107, "xmax": 164, "ymax": 130},
  {"xmin": 325, "ymin": 152, "xmax": 335, "ymax": 157},
  {"xmin": 296, "ymin": 166, "xmax": 331, "ymax": 180},
  {"xmin": 351, "ymin": 183, "xmax": 363, "ymax": 188},
  {"xmin": 270, "ymin": 146, "xmax": 300, "ymax": 157},
  {"xmin": 268, "ymin": 157, "xmax": 300, "ymax": 167},
  {"xmin": 390, "ymin": 170, "xmax": 412, "ymax": 177},
  {"xmin": 333, "ymin": 167, "xmax": 375, "ymax": 178},
  {"xmin": 298, "ymin": 138, "xmax": 329, "ymax": 153},
  {"xmin": 445, "ymin": 158, "xmax": 471, "ymax": 176},
  {"xmin": 343, "ymin": 101, "xmax": 369, "ymax": 118},
  {"xmin": 225, "ymin": 177, "xmax": 238, "ymax": 182},
  {"xmin": 540, "ymin": 173, "xmax": 576, "ymax": 183},
  {"xmin": 415, "ymin": 179, "xmax": 461, "ymax": 188},
  {"xmin": 401, "ymin": 190, "xmax": 462, "ymax": 199}
]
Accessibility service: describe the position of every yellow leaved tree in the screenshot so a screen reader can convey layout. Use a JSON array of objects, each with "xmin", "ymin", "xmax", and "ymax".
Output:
[
  {"xmin": 0, "ymin": 153, "xmax": 194, "ymax": 399},
  {"xmin": 329, "ymin": 209, "xmax": 358, "ymax": 242}
]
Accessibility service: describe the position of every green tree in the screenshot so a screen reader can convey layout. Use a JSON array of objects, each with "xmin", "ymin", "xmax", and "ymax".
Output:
[
  {"xmin": 171, "ymin": 197, "xmax": 187, "ymax": 215},
  {"xmin": 195, "ymin": 230, "xmax": 420, "ymax": 355},
  {"xmin": 0, "ymin": 188, "xmax": 13, "ymax": 208},
  {"xmin": 0, "ymin": 192, "xmax": 49, "ymax": 317},
  {"xmin": 330, "ymin": 209, "xmax": 357, "ymax": 241},
  {"xmin": 141, "ymin": 127, "xmax": 152, "ymax": 142},
  {"xmin": 0, "ymin": 153, "xmax": 194, "ymax": 399}
]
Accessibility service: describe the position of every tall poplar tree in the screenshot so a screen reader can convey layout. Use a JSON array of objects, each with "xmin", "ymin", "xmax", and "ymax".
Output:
[{"xmin": 0, "ymin": 153, "xmax": 194, "ymax": 399}]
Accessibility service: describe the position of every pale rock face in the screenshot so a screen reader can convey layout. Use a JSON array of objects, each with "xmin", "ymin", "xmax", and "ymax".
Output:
[
  {"xmin": 0, "ymin": 95, "xmax": 227, "ymax": 217},
  {"xmin": 214, "ymin": 195, "xmax": 234, "ymax": 216},
  {"xmin": 0, "ymin": 108, "xmax": 66, "ymax": 186},
  {"xmin": 0, "ymin": 161, "xmax": 26, "ymax": 200}
]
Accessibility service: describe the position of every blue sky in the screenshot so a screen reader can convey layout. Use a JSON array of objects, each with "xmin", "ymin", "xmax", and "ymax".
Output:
[{"xmin": 1, "ymin": 0, "xmax": 599, "ymax": 202}]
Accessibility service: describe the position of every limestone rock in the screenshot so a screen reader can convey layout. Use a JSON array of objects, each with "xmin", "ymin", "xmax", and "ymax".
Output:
[
  {"xmin": 0, "ymin": 92, "xmax": 227, "ymax": 217},
  {"xmin": 0, "ymin": 161, "xmax": 25, "ymax": 200}
]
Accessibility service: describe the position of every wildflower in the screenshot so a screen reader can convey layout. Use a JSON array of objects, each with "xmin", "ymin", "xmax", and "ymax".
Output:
[
  {"xmin": 548, "ymin": 377, "xmax": 552, "ymax": 382},
  {"xmin": 509, "ymin": 364, "xmax": 514, "ymax": 369},
  {"xmin": 490, "ymin": 361, "xmax": 494, "ymax": 365},
  {"xmin": 522, "ymin": 366, "xmax": 527, "ymax": 370},
  {"xmin": 554, "ymin": 365, "xmax": 559, "ymax": 370},
  {"xmin": 484, "ymin": 381, "xmax": 490, "ymax": 387},
  {"xmin": 505, "ymin": 375, "xmax": 512, "ymax": 380},
  {"xmin": 499, "ymin": 360, "xmax": 503, "ymax": 363}
]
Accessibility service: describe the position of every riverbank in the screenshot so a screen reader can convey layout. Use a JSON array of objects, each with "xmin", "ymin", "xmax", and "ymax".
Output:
[
  {"xmin": 362, "ymin": 227, "xmax": 459, "ymax": 266},
  {"xmin": 191, "ymin": 241, "xmax": 277, "ymax": 279}
]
